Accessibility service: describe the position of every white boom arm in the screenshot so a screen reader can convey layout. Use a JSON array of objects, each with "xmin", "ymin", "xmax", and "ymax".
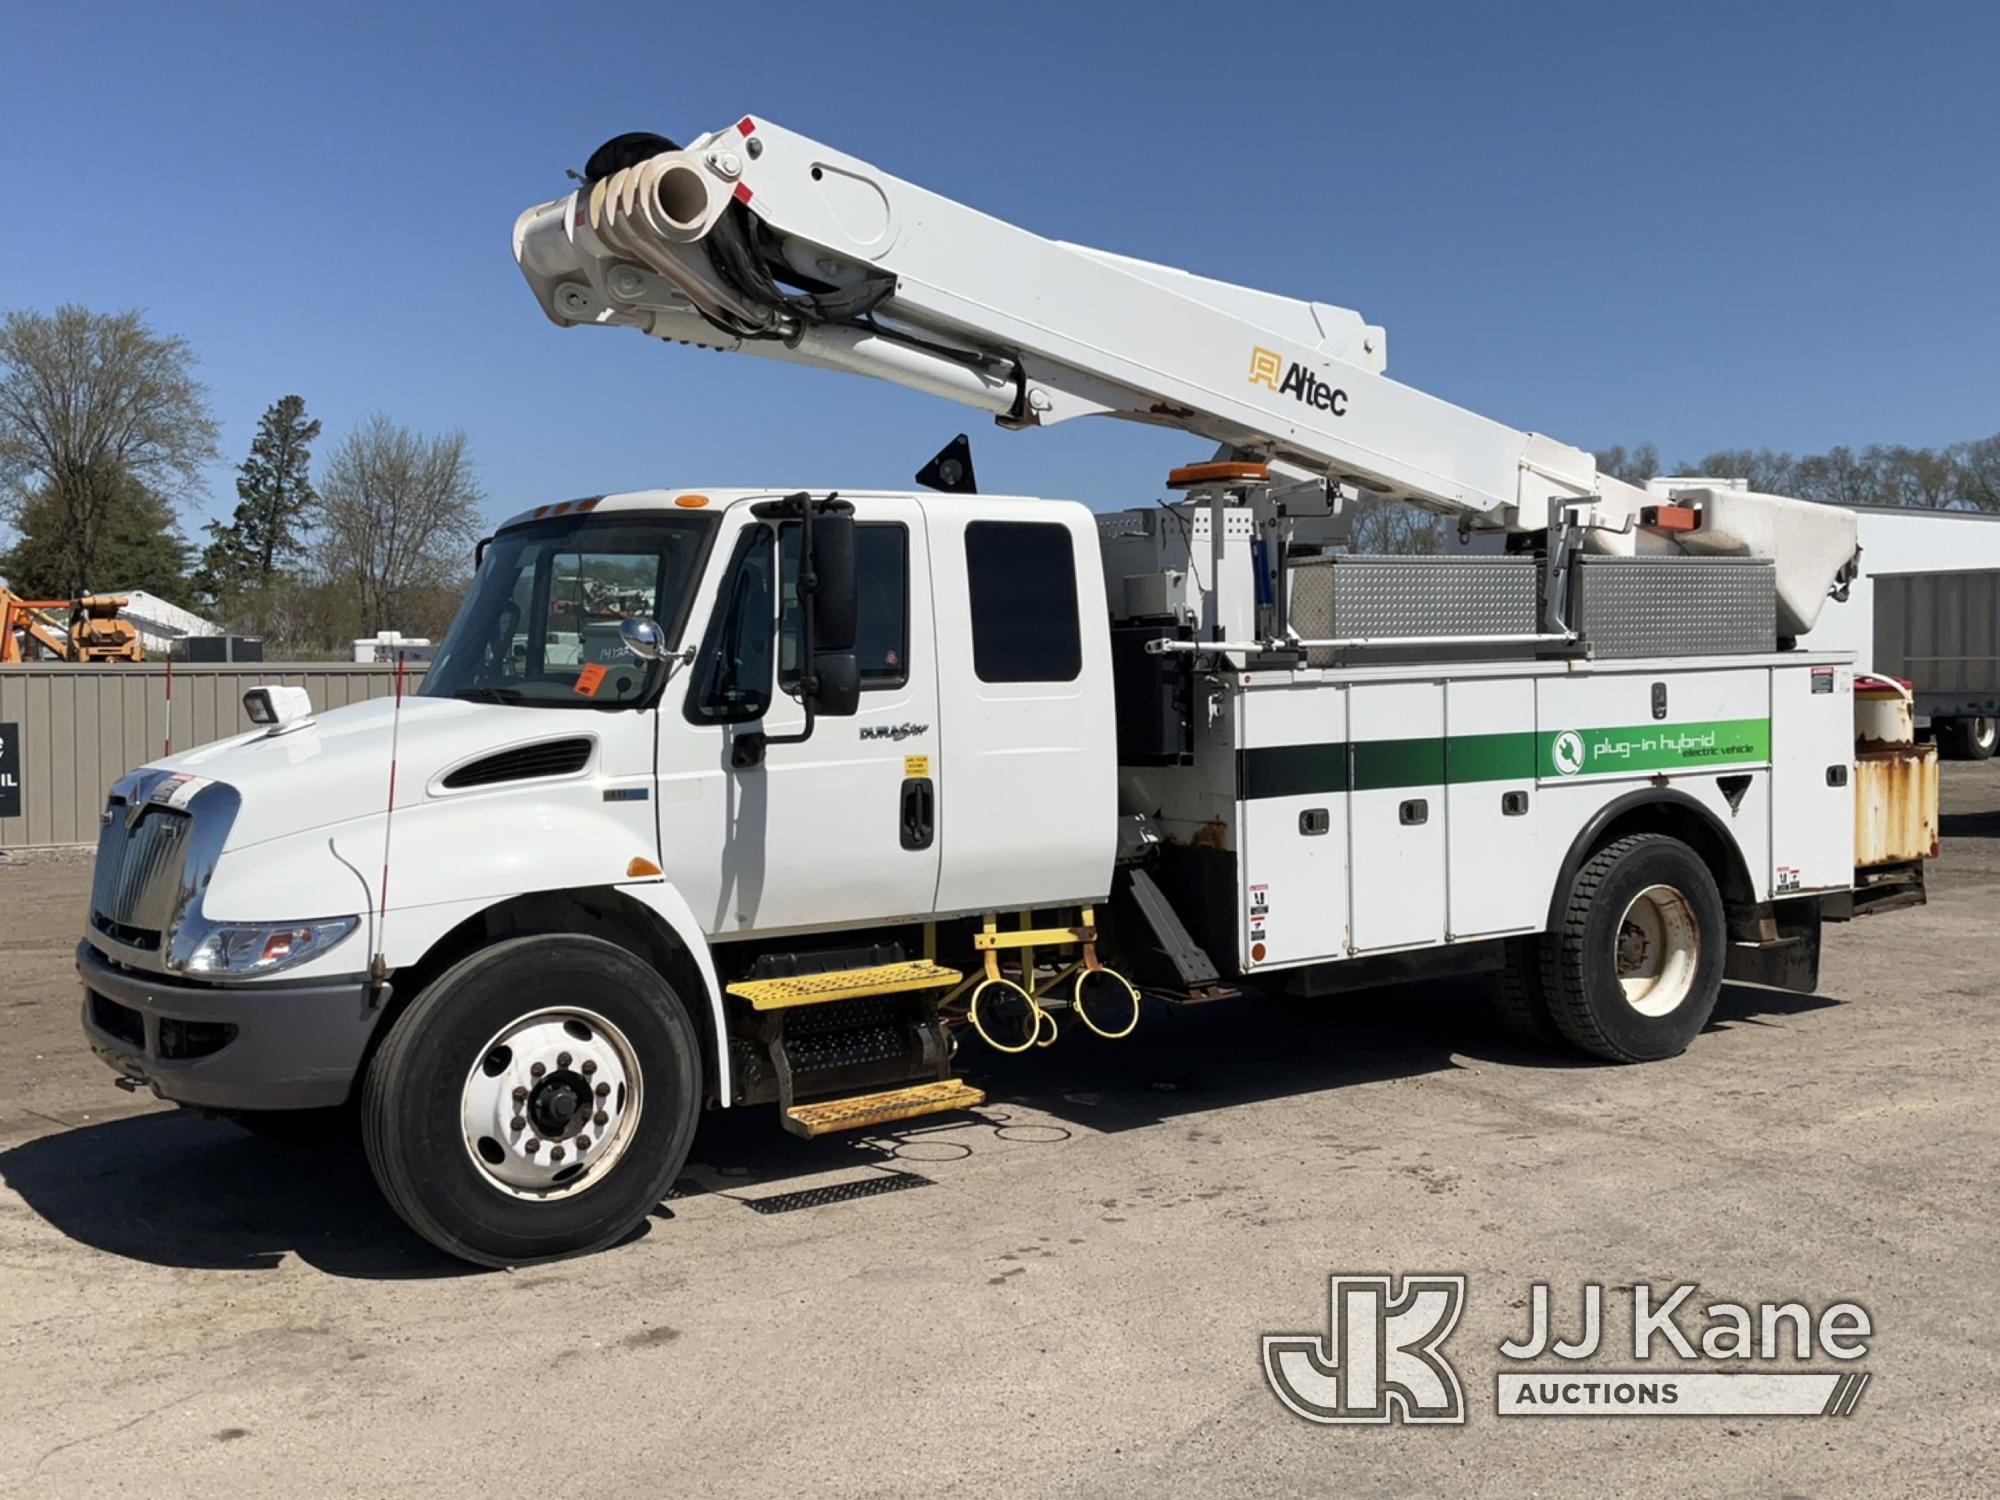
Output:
[{"xmin": 513, "ymin": 115, "xmax": 1856, "ymax": 633}]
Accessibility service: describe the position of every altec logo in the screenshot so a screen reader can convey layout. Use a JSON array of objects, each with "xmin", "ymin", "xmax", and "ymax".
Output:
[{"xmin": 1249, "ymin": 346, "xmax": 1349, "ymax": 416}]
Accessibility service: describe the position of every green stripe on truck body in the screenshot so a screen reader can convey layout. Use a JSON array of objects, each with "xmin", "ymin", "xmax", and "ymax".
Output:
[{"xmin": 1234, "ymin": 719, "xmax": 1773, "ymax": 799}]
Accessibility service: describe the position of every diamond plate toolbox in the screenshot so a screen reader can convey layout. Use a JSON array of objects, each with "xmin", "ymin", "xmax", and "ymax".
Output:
[
  {"xmin": 1289, "ymin": 555, "xmax": 1538, "ymax": 664},
  {"xmin": 1573, "ymin": 554, "xmax": 1775, "ymax": 659}
]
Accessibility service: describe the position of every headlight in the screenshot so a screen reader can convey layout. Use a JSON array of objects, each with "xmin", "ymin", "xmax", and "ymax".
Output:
[{"xmin": 181, "ymin": 917, "xmax": 360, "ymax": 977}]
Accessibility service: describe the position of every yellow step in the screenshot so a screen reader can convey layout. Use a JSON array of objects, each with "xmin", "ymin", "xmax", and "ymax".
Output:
[
  {"xmin": 726, "ymin": 959, "xmax": 963, "ymax": 1011},
  {"xmin": 784, "ymin": 1078, "xmax": 986, "ymax": 1138}
]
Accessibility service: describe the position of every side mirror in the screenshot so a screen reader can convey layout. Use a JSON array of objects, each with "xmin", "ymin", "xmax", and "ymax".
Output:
[
  {"xmin": 807, "ymin": 651, "xmax": 860, "ymax": 717},
  {"xmin": 619, "ymin": 616, "xmax": 666, "ymax": 661},
  {"xmin": 809, "ymin": 513, "xmax": 857, "ymax": 653}
]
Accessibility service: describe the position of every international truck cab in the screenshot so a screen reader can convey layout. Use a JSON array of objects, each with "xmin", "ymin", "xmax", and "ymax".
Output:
[{"xmin": 77, "ymin": 116, "xmax": 1938, "ymax": 1267}]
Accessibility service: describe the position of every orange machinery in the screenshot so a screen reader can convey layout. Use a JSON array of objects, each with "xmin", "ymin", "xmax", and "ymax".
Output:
[{"xmin": 0, "ymin": 590, "xmax": 145, "ymax": 663}]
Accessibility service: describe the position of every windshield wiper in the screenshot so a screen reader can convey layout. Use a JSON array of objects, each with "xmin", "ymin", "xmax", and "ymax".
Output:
[{"xmin": 451, "ymin": 686, "xmax": 525, "ymax": 704}]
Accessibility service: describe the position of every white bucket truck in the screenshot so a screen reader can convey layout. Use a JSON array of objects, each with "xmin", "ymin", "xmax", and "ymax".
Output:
[{"xmin": 79, "ymin": 117, "xmax": 1935, "ymax": 1265}]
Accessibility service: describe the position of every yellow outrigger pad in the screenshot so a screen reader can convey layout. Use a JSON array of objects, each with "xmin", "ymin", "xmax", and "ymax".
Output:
[
  {"xmin": 784, "ymin": 1078, "xmax": 986, "ymax": 1137},
  {"xmin": 726, "ymin": 959, "xmax": 962, "ymax": 1011}
]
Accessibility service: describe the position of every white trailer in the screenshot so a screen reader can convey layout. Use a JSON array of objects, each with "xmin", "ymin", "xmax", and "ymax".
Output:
[
  {"xmin": 76, "ymin": 117, "xmax": 1936, "ymax": 1267},
  {"xmin": 1800, "ymin": 505, "xmax": 2000, "ymax": 758}
]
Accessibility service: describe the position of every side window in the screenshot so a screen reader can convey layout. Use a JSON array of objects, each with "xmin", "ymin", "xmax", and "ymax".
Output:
[
  {"xmin": 686, "ymin": 525, "xmax": 776, "ymax": 725},
  {"xmin": 780, "ymin": 523, "xmax": 910, "ymax": 688},
  {"xmin": 965, "ymin": 521, "xmax": 1081, "ymax": 683}
]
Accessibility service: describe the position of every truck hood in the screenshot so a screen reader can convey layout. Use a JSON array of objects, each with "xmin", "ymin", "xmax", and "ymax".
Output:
[{"xmin": 145, "ymin": 695, "xmax": 602, "ymax": 851}]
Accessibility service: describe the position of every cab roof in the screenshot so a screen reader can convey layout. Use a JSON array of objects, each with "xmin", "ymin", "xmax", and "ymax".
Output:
[{"xmin": 494, "ymin": 487, "xmax": 1081, "ymax": 533}]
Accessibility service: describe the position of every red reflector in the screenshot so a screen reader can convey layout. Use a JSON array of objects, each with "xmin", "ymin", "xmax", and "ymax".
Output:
[
  {"xmin": 1641, "ymin": 503, "xmax": 1701, "ymax": 533},
  {"xmin": 737, "ymin": 116, "xmax": 756, "ymax": 136},
  {"xmin": 733, "ymin": 182, "xmax": 754, "ymax": 204}
]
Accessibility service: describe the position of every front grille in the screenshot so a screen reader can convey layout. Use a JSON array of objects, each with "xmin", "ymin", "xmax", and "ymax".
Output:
[
  {"xmin": 442, "ymin": 737, "xmax": 594, "ymax": 789},
  {"xmin": 91, "ymin": 802, "xmax": 192, "ymax": 942},
  {"xmin": 92, "ymin": 913, "xmax": 160, "ymax": 950},
  {"xmin": 88, "ymin": 992, "xmax": 146, "ymax": 1048}
]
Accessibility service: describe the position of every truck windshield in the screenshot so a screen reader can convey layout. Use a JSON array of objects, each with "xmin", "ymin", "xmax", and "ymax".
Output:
[{"xmin": 421, "ymin": 512, "xmax": 715, "ymax": 708}]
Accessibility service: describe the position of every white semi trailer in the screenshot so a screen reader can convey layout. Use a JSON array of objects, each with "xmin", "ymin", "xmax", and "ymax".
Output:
[{"xmin": 78, "ymin": 117, "xmax": 1936, "ymax": 1266}]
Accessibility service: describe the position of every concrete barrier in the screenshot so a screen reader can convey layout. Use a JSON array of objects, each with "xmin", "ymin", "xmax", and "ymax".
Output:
[{"xmin": 0, "ymin": 662, "xmax": 422, "ymax": 850}]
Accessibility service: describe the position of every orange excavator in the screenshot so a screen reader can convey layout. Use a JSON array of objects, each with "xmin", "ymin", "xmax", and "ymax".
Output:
[{"xmin": 0, "ymin": 589, "xmax": 145, "ymax": 663}]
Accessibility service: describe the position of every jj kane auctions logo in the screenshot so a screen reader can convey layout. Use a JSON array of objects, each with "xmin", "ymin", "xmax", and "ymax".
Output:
[
  {"xmin": 1265, "ymin": 1274, "xmax": 1873, "ymax": 1425},
  {"xmin": 1249, "ymin": 346, "xmax": 1348, "ymax": 416}
]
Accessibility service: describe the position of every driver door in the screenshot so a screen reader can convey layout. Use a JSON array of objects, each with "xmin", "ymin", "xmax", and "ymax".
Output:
[{"xmin": 662, "ymin": 497, "xmax": 942, "ymax": 940}]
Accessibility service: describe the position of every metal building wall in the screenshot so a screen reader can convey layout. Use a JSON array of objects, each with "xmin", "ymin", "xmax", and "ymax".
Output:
[{"xmin": 0, "ymin": 663, "xmax": 422, "ymax": 850}]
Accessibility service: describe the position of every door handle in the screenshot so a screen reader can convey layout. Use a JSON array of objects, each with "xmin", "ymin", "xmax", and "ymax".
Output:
[{"xmin": 900, "ymin": 777, "xmax": 935, "ymax": 851}]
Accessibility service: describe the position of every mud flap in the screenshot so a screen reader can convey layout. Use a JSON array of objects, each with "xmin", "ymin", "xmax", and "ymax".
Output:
[{"xmin": 1724, "ymin": 899, "xmax": 1822, "ymax": 993}]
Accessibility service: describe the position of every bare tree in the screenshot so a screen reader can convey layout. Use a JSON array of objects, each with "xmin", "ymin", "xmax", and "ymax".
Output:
[
  {"xmin": 1593, "ymin": 442, "xmax": 1660, "ymax": 486},
  {"xmin": 316, "ymin": 415, "xmax": 485, "ymax": 633},
  {"xmin": 1676, "ymin": 447, "xmax": 1800, "ymax": 495},
  {"xmin": 1346, "ymin": 494, "xmax": 1445, "ymax": 554},
  {"xmin": 1865, "ymin": 444, "xmax": 1959, "ymax": 509},
  {"xmin": 0, "ymin": 305, "xmax": 218, "ymax": 598},
  {"xmin": 1954, "ymin": 435, "xmax": 2000, "ymax": 512}
]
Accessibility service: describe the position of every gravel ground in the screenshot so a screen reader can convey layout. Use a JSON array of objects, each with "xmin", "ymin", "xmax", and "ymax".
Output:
[{"xmin": 0, "ymin": 765, "xmax": 1994, "ymax": 1498}]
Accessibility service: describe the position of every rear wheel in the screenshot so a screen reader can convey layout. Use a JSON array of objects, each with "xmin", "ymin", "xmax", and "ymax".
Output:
[
  {"xmin": 1944, "ymin": 715, "xmax": 1998, "ymax": 760},
  {"xmin": 1489, "ymin": 936, "xmax": 1563, "ymax": 1048},
  {"xmin": 1543, "ymin": 835, "xmax": 1725, "ymax": 1063},
  {"xmin": 362, "ymin": 935, "xmax": 701, "ymax": 1267}
]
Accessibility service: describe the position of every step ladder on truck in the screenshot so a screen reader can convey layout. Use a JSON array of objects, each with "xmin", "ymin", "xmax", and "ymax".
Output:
[{"xmin": 75, "ymin": 116, "xmax": 1938, "ymax": 1266}]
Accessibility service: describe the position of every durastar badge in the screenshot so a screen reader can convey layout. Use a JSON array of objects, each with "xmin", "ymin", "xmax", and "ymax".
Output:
[{"xmin": 1249, "ymin": 346, "xmax": 1347, "ymax": 416}]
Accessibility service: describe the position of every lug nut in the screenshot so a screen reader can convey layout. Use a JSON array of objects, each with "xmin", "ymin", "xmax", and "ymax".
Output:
[
  {"xmin": 593, "ymin": 1110, "xmax": 607, "ymax": 1127},
  {"xmin": 549, "ymin": 1146, "xmax": 565, "ymax": 1162},
  {"xmin": 576, "ymin": 1135, "xmax": 592, "ymax": 1151},
  {"xmin": 525, "ymin": 1139, "xmax": 540, "ymax": 1155},
  {"xmin": 595, "ymin": 1082, "xmax": 610, "ymax": 1097},
  {"xmin": 512, "ymin": 1086, "xmax": 529, "ymax": 1102},
  {"xmin": 558, "ymin": 1052, "xmax": 572, "ymax": 1069},
  {"xmin": 530, "ymin": 1062, "xmax": 546, "ymax": 1078},
  {"xmin": 581, "ymin": 1060, "xmax": 596, "ymax": 1076},
  {"xmin": 511, "ymin": 1115, "xmax": 525, "ymax": 1131}
]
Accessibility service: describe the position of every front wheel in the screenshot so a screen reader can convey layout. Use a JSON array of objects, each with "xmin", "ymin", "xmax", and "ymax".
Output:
[
  {"xmin": 1543, "ymin": 834, "xmax": 1726, "ymax": 1063},
  {"xmin": 362, "ymin": 935, "xmax": 702, "ymax": 1267}
]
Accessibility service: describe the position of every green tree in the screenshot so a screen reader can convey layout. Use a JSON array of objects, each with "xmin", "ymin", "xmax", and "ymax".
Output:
[
  {"xmin": 0, "ymin": 471, "xmax": 192, "ymax": 603},
  {"xmin": 195, "ymin": 394, "xmax": 321, "ymax": 610},
  {"xmin": 0, "ymin": 305, "xmax": 218, "ymax": 599}
]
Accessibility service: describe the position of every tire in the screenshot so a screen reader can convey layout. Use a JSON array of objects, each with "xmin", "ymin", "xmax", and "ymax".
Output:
[
  {"xmin": 1489, "ymin": 936, "xmax": 1564, "ymax": 1048},
  {"xmin": 362, "ymin": 935, "xmax": 702, "ymax": 1268},
  {"xmin": 1955, "ymin": 716, "xmax": 1998, "ymax": 761},
  {"xmin": 1542, "ymin": 834, "xmax": 1726, "ymax": 1063}
]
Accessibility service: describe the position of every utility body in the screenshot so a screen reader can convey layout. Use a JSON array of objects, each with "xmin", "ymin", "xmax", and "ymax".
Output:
[{"xmin": 78, "ymin": 116, "xmax": 1936, "ymax": 1266}]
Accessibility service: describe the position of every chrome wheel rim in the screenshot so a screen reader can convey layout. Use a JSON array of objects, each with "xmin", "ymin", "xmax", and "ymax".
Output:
[
  {"xmin": 1614, "ymin": 884, "xmax": 1700, "ymax": 1018},
  {"xmin": 460, "ymin": 1007, "xmax": 641, "ymax": 1199}
]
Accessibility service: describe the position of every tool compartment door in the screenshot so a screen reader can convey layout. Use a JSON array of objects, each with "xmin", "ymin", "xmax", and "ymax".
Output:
[
  {"xmin": 1444, "ymin": 677, "xmax": 1541, "ymax": 938},
  {"xmin": 1235, "ymin": 683, "xmax": 1349, "ymax": 969},
  {"xmin": 1771, "ymin": 661, "xmax": 1855, "ymax": 892},
  {"xmin": 1348, "ymin": 681, "xmax": 1447, "ymax": 952}
]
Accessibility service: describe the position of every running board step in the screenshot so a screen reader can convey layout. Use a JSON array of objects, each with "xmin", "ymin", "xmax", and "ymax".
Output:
[
  {"xmin": 783, "ymin": 1078, "xmax": 986, "ymax": 1138},
  {"xmin": 727, "ymin": 959, "xmax": 962, "ymax": 1011}
]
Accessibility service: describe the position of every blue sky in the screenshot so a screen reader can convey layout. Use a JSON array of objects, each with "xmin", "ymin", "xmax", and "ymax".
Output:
[{"xmin": 2, "ymin": 0, "xmax": 1995, "ymax": 537}]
